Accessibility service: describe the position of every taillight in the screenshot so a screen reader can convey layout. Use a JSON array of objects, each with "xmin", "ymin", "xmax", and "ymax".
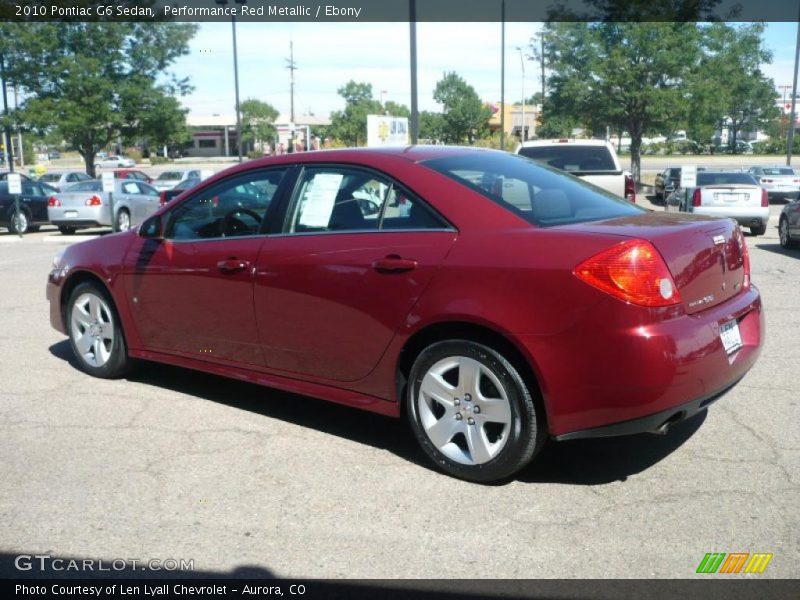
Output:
[
  {"xmin": 736, "ymin": 227, "xmax": 751, "ymax": 288},
  {"xmin": 761, "ymin": 188, "xmax": 768, "ymax": 207},
  {"xmin": 761, "ymin": 178, "xmax": 773, "ymax": 184},
  {"xmin": 691, "ymin": 188, "xmax": 702, "ymax": 207},
  {"xmin": 48, "ymin": 196, "xmax": 61, "ymax": 207},
  {"xmin": 573, "ymin": 240, "xmax": 681, "ymax": 307},
  {"xmin": 159, "ymin": 192, "xmax": 167, "ymax": 206},
  {"xmin": 85, "ymin": 195, "xmax": 102, "ymax": 206},
  {"xmin": 624, "ymin": 174, "xmax": 636, "ymax": 203}
]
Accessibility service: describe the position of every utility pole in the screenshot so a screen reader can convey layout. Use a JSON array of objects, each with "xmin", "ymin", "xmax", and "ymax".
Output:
[
  {"xmin": 231, "ymin": 15, "xmax": 243, "ymax": 162},
  {"xmin": 409, "ymin": 0, "xmax": 419, "ymax": 144},
  {"xmin": 500, "ymin": 0, "xmax": 505, "ymax": 151},
  {"xmin": 13, "ymin": 86, "xmax": 23, "ymax": 167},
  {"xmin": 516, "ymin": 47, "xmax": 526, "ymax": 142},
  {"xmin": 779, "ymin": 84, "xmax": 792, "ymax": 138},
  {"xmin": 0, "ymin": 51, "xmax": 15, "ymax": 172},
  {"xmin": 286, "ymin": 41, "xmax": 297, "ymax": 152},
  {"xmin": 788, "ymin": 11, "xmax": 800, "ymax": 166}
]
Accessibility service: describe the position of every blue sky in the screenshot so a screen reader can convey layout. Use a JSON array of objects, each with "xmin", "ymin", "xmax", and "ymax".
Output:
[{"xmin": 171, "ymin": 22, "xmax": 799, "ymax": 121}]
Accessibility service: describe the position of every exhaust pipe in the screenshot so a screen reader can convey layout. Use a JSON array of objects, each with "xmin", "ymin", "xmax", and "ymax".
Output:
[{"xmin": 650, "ymin": 412, "xmax": 686, "ymax": 435}]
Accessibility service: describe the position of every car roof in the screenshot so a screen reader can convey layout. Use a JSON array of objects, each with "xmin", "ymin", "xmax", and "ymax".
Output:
[{"xmin": 517, "ymin": 139, "xmax": 612, "ymax": 148}]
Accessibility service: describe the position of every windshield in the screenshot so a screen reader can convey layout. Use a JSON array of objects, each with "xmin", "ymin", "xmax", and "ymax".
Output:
[
  {"xmin": 157, "ymin": 172, "xmax": 182, "ymax": 180},
  {"xmin": 423, "ymin": 152, "xmax": 643, "ymax": 227},
  {"xmin": 697, "ymin": 173, "xmax": 758, "ymax": 186}
]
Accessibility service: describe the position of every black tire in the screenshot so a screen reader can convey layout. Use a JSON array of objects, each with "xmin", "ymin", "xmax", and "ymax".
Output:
[
  {"xmin": 750, "ymin": 223, "xmax": 767, "ymax": 236},
  {"xmin": 66, "ymin": 282, "xmax": 134, "ymax": 379},
  {"xmin": 406, "ymin": 339, "xmax": 544, "ymax": 483},
  {"xmin": 779, "ymin": 216, "xmax": 798, "ymax": 249},
  {"xmin": 7, "ymin": 209, "xmax": 29, "ymax": 235},
  {"xmin": 115, "ymin": 208, "xmax": 131, "ymax": 232},
  {"xmin": 59, "ymin": 226, "xmax": 77, "ymax": 235}
]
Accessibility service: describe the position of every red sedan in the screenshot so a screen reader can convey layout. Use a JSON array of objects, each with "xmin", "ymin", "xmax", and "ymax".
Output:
[{"xmin": 46, "ymin": 147, "xmax": 763, "ymax": 482}]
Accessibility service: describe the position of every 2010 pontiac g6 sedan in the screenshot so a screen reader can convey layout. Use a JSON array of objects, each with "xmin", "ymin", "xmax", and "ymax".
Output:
[{"xmin": 46, "ymin": 147, "xmax": 764, "ymax": 482}]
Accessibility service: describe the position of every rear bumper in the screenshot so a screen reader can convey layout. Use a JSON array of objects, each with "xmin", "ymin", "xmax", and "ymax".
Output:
[
  {"xmin": 517, "ymin": 285, "xmax": 763, "ymax": 438},
  {"xmin": 48, "ymin": 205, "xmax": 110, "ymax": 228},
  {"xmin": 554, "ymin": 377, "xmax": 738, "ymax": 440},
  {"xmin": 693, "ymin": 206, "xmax": 770, "ymax": 228}
]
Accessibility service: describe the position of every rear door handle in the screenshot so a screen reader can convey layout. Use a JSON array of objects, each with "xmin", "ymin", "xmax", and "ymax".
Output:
[
  {"xmin": 217, "ymin": 258, "xmax": 250, "ymax": 273},
  {"xmin": 372, "ymin": 255, "xmax": 418, "ymax": 273}
]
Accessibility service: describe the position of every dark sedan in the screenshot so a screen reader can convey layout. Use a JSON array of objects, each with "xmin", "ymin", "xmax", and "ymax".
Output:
[
  {"xmin": 1, "ymin": 179, "xmax": 57, "ymax": 234},
  {"xmin": 46, "ymin": 147, "xmax": 763, "ymax": 482},
  {"xmin": 779, "ymin": 197, "xmax": 800, "ymax": 249}
]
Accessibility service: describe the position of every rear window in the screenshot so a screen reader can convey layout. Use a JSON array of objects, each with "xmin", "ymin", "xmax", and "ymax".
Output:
[
  {"xmin": 39, "ymin": 174, "xmax": 61, "ymax": 182},
  {"xmin": 157, "ymin": 171, "xmax": 182, "ymax": 180},
  {"xmin": 424, "ymin": 152, "xmax": 643, "ymax": 227},
  {"xmin": 761, "ymin": 167, "xmax": 794, "ymax": 176},
  {"xmin": 64, "ymin": 181, "xmax": 102, "ymax": 192},
  {"xmin": 697, "ymin": 173, "xmax": 757, "ymax": 186},
  {"xmin": 517, "ymin": 144, "xmax": 618, "ymax": 173}
]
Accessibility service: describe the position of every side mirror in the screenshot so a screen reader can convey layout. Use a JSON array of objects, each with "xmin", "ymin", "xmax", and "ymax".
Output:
[{"xmin": 139, "ymin": 214, "xmax": 163, "ymax": 240}]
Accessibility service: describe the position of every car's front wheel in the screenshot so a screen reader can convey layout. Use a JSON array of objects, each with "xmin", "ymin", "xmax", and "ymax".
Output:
[
  {"xmin": 59, "ymin": 226, "xmax": 77, "ymax": 235},
  {"xmin": 67, "ymin": 282, "xmax": 133, "ymax": 378},
  {"xmin": 779, "ymin": 216, "xmax": 798, "ymax": 248},
  {"xmin": 750, "ymin": 223, "xmax": 767, "ymax": 236},
  {"xmin": 407, "ymin": 340, "xmax": 543, "ymax": 482}
]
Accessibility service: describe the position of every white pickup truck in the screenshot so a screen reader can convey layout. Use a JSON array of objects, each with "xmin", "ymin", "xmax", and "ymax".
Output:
[{"xmin": 516, "ymin": 139, "xmax": 635, "ymax": 202}]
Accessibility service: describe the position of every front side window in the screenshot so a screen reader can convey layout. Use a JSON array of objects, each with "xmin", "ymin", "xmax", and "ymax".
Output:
[
  {"xmin": 165, "ymin": 169, "xmax": 286, "ymax": 240},
  {"xmin": 285, "ymin": 167, "xmax": 444, "ymax": 233},
  {"xmin": 425, "ymin": 152, "xmax": 644, "ymax": 227}
]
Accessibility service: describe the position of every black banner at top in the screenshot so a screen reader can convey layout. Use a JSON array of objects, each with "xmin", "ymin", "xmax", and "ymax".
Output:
[{"xmin": 2, "ymin": 0, "xmax": 799, "ymax": 23}]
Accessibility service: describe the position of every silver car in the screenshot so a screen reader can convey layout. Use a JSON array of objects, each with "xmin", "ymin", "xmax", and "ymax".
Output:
[
  {"xmin": 747, "ymin": 166, "xmax": 800, "ymax": 202},
  {"xmin": 48, "ymin": 179, "xmax": 161, "ymax": 234},
  {"xmin": 152, "ymin": 169, "xmax": 214, "ymax": 191},
  {"xmin": 37, "ymin": 170, "xmax": 94, "ymax": 191},
  {"xmin": 665, "ymin": 171, "xmax": 769, "ymax": 236}
]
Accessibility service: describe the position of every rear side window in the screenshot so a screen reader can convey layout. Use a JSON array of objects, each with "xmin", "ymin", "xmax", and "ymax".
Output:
[
  {"xmin": 424, "ymin": 152, "xmax": 643, "ymax": 227},
  {"xmin": 761, "ymin": 167, "xmax": 794, "ymax": 176},
  {"xmin": 697, "ymin": 173, "xmax": 758, "ymax": 186},
  {"xmin": 518, "ymin": 145, "xmax": 618, "ymax": 173}
]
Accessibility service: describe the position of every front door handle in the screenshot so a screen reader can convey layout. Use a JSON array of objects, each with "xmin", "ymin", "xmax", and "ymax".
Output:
[
  {"xmin": 372, "ymin": 255, "xmax": 418, "ymax": 273},
  {"xmin": 217, "ymin": 258, "xmax": 250, "ymax": 274}
]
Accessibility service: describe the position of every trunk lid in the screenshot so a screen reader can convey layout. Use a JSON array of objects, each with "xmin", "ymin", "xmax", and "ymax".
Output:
[
  {"xmin": 54, "ymin": 190, "xmax": 109, "ymax": 208},
  {"xmin": 565, "ymin": 212, "xmax": 746, "ymax": 314},
  {"xmin": 698, "ymin": 185, "xmax": 761, "ymax": 208}
]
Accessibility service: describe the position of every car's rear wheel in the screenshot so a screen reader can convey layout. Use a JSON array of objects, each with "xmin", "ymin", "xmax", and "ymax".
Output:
[
  {"xmin": 59, "ymin": 226, "xmax": 77, "ymax": 235},
  {"xmin": 779, "ymin": 216, "xmax": 798, "ymax": 248},
  {"xmin": 67, "ymin": 282, "xmax": 133, "ymax": 378},
  {"xmin": 750, "ymin": 223, "xmax": 767, "ymax": 236},
  {"xmin": 8, "ymin": 209, "xmax": 29, "ymax": 235},
  {"xmin": 27, "ymin": 225, "xmax": 40, "ymax": 233},
  {"xmin": 406, "ymin": 340, "xmax": 543, "ymax": 482},
  {"xmin": 116, "ymin": 208, "xmax": 131, "ymax": 232}
]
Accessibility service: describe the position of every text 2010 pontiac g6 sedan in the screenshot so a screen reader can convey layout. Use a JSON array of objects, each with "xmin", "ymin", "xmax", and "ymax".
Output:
[{"xmin": 47, "ymin": 147, "xmax": 763, "ymax": 482}]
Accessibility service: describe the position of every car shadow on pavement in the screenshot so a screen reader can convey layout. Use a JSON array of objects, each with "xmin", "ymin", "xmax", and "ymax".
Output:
[
  {"xmin": 753, "ymin": 241, "xmax": 800, "ymax": 258},
  {"xmin": 518, "ymin": 412, "xmax": 705, "ymax": 485},
  {"xmin": 49, "ymin": 340, "xmax": 705, "ymax": 486}
]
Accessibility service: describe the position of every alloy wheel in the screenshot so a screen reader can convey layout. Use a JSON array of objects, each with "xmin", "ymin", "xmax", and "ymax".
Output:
[
  {"xmin": 70, "ymin": 292, "xmax": 116, "ymax": 368},
  {"xmin": 417, "ymin": 355, "xmax": 512, "ymax": 465}
]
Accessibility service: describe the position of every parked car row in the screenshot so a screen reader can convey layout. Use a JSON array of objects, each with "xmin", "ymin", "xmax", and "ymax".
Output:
[{"xmin": 1, "ymin": 168, "xmax": 209, "ymax": 234}]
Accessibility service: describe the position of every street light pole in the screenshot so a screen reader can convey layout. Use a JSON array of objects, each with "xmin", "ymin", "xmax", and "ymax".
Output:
[
  {"xmin": 516, "ymin": 47, "xmax": 525, "ymax": 142},
  {"xmin": 409, "ymin": 0, "xmax": 419, "ymax": 144},
  {"xmin": 500, "ymin": 0, "xmax": 505, "ymax": 151},
  {"xmin": 231, "ymin": 15, "xmax": 243, "ymax": 162},
  {"xmin": 787, "ymin": 12, "xmax": 800, "ymax": 166},
  {"xmin": 0, "ymin": 51, "xmax": 15, "ymax": 172}
]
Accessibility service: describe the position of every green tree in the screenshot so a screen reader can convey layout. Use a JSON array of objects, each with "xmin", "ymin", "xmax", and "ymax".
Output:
[
  {"xmin": 433, "ymin": 72, "xmax": 491, "ymax": 144},
  {"xmin": 1, "ymin": 22, "xmax": 196, "ymax": 176},
  {"xmin": 383, "ymin": 101, "xmax": 410, "ymax": 117},
  {"xmin": 543, "ymin": 22, "xmax": 699, "ymax": 181},
  {"xmin": 697, "ymin": 23, "xmax": 778, "ymax": 153},
  {"xmin": 419, "ymin": 111, "xmax": 445, "ymax": 143},
  {"xmin": 240, "ymin": 98, "xmax": 279, "ymax": 153},
  {"xmin": 328, "ymin": 80, "xmax": 381, "ymax": 146}
]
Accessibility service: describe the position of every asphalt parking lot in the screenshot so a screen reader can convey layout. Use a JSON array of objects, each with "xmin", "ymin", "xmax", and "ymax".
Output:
[{"xmin": 0, "ymin": 200, "xmax": 797, "ymax": 580}]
